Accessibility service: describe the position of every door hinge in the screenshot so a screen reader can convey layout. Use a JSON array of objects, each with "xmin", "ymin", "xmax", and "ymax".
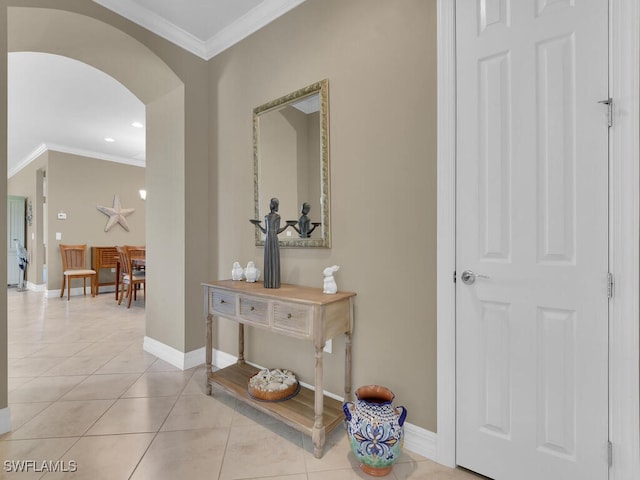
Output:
[
  {"xmin": 453, "ymin": 270, "xmax": 457, "ymax": 283},
  {"xmin": 608, "ymin": 440, "xmax": 613, "ymax": 467},
  {"xmin": 599, "ymin": 98, "xmax": 613, "ymax": 127},
  {"xmin": 607, "ymin": 272, "xmax": 614, "ymax": 299}
]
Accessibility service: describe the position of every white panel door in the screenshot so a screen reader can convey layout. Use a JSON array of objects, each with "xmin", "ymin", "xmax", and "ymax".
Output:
[{"xmin": 455, "ymin": 1, "xmax": 609, "ymax": 479}]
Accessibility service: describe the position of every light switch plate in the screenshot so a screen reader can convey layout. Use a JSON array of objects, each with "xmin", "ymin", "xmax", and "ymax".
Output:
[{"xmin": 55, "ymin": 232, "xmax": 62, "ymax": 240}]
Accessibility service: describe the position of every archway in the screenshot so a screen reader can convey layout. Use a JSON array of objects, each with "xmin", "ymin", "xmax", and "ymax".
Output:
[{"xmin": 1, "ymin": 5, "xmax": 195, "ymax": 431}]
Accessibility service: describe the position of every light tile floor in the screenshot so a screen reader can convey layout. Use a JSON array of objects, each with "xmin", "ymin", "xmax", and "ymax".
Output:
[{"xmin": 1, "ymin": 288, "xmax": 484, "ymax": 480}]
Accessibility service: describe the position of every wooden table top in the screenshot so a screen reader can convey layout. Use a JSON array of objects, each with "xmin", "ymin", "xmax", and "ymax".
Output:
[{"xmin": 203, "ymin": 279, "xmax": 355, "ymax": 305}]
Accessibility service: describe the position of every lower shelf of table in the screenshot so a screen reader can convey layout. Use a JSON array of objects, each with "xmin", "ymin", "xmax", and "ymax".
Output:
[{"xmin": 206, "ymin": 362, "xmax": 346, "ymax": 437}]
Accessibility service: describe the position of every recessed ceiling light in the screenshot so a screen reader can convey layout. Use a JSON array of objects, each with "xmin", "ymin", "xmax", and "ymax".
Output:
[
  {"xmin": 104, "ymin": 137, "xmax": 115, "ymax": 143},
  {"xmin": 131, "ymin": 121, "xmax": 144, "ymax": 128}
]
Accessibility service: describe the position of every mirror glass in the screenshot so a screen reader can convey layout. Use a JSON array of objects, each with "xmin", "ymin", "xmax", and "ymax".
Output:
[{"xmin": 253, "ymin": 79, "xmax": 330, "ymax": 247}]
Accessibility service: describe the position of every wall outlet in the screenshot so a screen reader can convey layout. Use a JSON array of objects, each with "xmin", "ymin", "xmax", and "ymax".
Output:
[{"xmin": 57, "ymin": 212, "xmax": 67, "ymax": 220}]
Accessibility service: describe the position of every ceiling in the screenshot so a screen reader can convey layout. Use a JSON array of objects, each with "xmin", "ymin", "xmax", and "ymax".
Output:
[
  {"xmin": 94, "ymin": 0, "xmax": 306, "ymax": 60},
  {"xmin": 8, "ymin": 0, "xmax": 306, "ymax": 177}
]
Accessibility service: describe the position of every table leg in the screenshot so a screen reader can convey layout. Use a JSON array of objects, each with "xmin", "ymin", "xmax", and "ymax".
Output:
[
  {"xmin": 94, "ymin": 269, "xmax": 100, "ymax": 296},
  {"xmin": 345, "ymin": 331, "xmax": 352, "ymax": 403},
  {"xmin": 115, "ymin": 261, "xmax": 120, "ymax": 301},
  {"xmin": 206, "ymin": 313, "xmax": 213, "ymax": 395},
  {"xmin": 345, "ymin": 297, "xmax": 354, "ymax": 402},
  {"xmin": 238, "ymin": 324, "xmax": 245, "ymax": 364},
  {"xmin": 312, "ymin": 344, "xmax": 326, "ymax": 458}
]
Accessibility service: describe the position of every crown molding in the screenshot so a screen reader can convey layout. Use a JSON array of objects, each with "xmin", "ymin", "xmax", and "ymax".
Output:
[
  {"xmin": 93, "ymin": 0, "xmax": 306, "ymax": 60},
  {"xmin": 204, "ymin": 0, "xmax": 307, "ymax": 59},
  {"xmin": 93, "ymin": 0, "xmax": 209, "ymax": 59},
  {"xmin": 8, "ymin": 143, "xmax": 145, "ymax": 179},
  {"xmin": 9, "ymin": 143, "xmax": 48, "ymax": 178}
]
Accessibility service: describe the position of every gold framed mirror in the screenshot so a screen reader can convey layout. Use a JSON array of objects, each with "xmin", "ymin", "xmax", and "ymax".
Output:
[{"xmin": 253, "ymin": 79, "xmax": 330, "ymax": 248}]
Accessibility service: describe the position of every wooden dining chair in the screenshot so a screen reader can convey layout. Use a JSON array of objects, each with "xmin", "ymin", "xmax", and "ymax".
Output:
[
  {"xmin": 116, "ymin": 246, "xmax": 145, "ymax": 308},
  {"xmin": 126, "ymin": 246, "xmax": 145, "ymax": 271},
  {"xmin": 59, "ymin": 244, "xmax": 96, "ymax": 300}
]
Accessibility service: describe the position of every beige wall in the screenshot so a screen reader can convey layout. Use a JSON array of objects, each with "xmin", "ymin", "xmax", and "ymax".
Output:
[
  {"xmin": 210, "ymin": 0, "xmax": 438, "ymax": 430},
  {"xmin": 0, "ymin": 1, "xmax": 210, "ymax": 419},
  {"xmin": 0, "ymin": 0, "xmax": 7, "ymax": 412},
  {"xmin": 4, "ymin": 1, "xmax": 210, "ymax": 355},
  {"xmin": 145, "ymin": 87, "xmax": 186, "ymax": 349},
  {"xmin": 8, "ymin": 152, "xmax": 146, "ymax": 291},
  {"xmin": 0, "ymin": 0, "xmax": 438, "ymax": 432},
  {"xmin": 53, "ymin": 152, "xmax": 144, "ymax": 290}
]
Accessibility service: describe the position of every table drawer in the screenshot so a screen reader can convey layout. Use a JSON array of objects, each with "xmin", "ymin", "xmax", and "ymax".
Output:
[
  {"xmin": 272, "ymin": 302, "xmax": 311, "ymax": 337},
  {"xmin": 211, "ymin": 290, "xmax": 236, "ymax": 316},
  {"xmin": 238, "ymin": 296, "xmax": 269, "ymax": 327}
]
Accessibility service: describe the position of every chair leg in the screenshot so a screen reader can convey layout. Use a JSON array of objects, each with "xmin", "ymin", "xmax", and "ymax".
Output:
[
  {"xmin": 60, "ymin": 276, "xmax": 65, "ymax": 298},
  {"xmin": 127, "ymin": 283, "xmax": 133, "ymax": 308},
  {"xmin": 118, "ymin": 282, "xmax": 125, "ymax": 305},
  {"xmin": 67, "ymin": 278, "xmax": 71, "ymax": 301},
  {"xmin": 83, "ymin": 278, "xmax": 86, "ymax": 296}
]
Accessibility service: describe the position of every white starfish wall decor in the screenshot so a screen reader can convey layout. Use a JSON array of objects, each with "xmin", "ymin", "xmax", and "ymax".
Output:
[{"xmin": 97, "ymin": 193, "xmax": 135, "ymax": 232}]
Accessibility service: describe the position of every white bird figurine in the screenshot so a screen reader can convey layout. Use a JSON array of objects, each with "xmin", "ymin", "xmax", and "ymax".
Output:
[
  {"xmin": 231, "ymin": 261, "xmax": 244, "ymax": 281},
  {"xmin": 323, "ymin": 265, "xmax": 340, "ymax": 294},
  {"xmin": 244, "ymin": 261, "xmax": 260, "ymax": 283}
]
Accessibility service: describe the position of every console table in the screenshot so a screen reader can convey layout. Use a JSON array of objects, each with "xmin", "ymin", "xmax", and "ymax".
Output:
[
  {"xmin": 203, "ymin": 279, "xmax": 356, "ymax": 458},
  {"xmin": 91, "ymin": 246, "xmax": 118, "ymax": 296}
]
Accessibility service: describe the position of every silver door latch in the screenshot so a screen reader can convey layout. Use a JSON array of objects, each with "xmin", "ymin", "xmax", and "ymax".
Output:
[{"xmin": 461, "ymin": 270, "xmax": 490, "ymax": 285}]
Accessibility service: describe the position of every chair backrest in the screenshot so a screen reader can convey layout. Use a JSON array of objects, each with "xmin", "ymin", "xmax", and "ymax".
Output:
[
  {"xmin": 60, "ymin": 244, "xmax": 88, "ymax": 271},
  {"xmin": 127, "ymin": 246, "xmax": 145, "ymax": 262},
  {"xmin": 116, "ymin": 245, "xmax": 132, "ymax": 276}
]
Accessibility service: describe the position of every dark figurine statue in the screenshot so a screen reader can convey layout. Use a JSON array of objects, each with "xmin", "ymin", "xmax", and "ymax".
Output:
[
  {"xmin": 249, "ymin": 197, "xmax": 288, "ymax": 288},
  {"xmin": 287, "ymin": 202, "xmax": 321, "ymax": 238}
]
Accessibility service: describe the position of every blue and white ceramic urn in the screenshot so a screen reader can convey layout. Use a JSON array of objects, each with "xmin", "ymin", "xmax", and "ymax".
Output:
[{"xmin": 343, "ymin": 385, "xmax": 407, "ymax": 477}]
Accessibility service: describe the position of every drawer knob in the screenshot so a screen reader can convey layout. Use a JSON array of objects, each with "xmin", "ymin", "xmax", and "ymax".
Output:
[
  {"xmin": 287, "ymin": 313, "xmax": 292, "ymax": 319},
  {"xmin": 251, "ymin": 306, "xmax": 255, "ymax": 311},
  {"xmin": 220, "ymin": 299, "xmax": 226, "ymax": 304}
]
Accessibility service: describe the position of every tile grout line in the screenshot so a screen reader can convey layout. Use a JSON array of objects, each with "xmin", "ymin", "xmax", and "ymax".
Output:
[{"xmin": 127, "ymin": 359, "xmax": 200, "ymax": 479}]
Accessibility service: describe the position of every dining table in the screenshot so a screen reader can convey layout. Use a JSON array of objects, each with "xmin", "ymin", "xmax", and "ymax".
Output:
[{"xmin": 132, "ymin": 258, "xmax": 146, "ymax": 269}]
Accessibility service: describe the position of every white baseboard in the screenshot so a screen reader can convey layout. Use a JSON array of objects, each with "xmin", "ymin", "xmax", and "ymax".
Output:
[
  {"xmin": 143, "ymin": 336, "xmax": 205, "ymax": 370},
  {"xmin": 44, "ymin": 285, "xmax": 116, "ymax": 298},
  {"xmin": 0, "ymin": 407, "xmax": 11, "ymax": 434},
  {"xmin": 184, "ymin": 346, "xmax": 206, "ymax": 369},
  {"xmin": 26, "ymin": 281, "xmax": 45, "ymax": 292},
  {"xmin": 209, "ymin": 347, "xmax": 438, "ymax": 460},
  {"xmin": 212, "ymin": 348, "xmax": 236, "ymax": 369},
  {"xmin": 141, "ymin": 341, "xmax": 439, "ymax": 460},
  {"xmin": 403, "ymin": 422, "xmax": 437, "ymax": 461}
]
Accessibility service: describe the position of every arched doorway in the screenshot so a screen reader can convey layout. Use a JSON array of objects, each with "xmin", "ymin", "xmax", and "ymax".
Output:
[{"xmin": 1, "ymin": 5, "xmax": 207, "ymax": 430}]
